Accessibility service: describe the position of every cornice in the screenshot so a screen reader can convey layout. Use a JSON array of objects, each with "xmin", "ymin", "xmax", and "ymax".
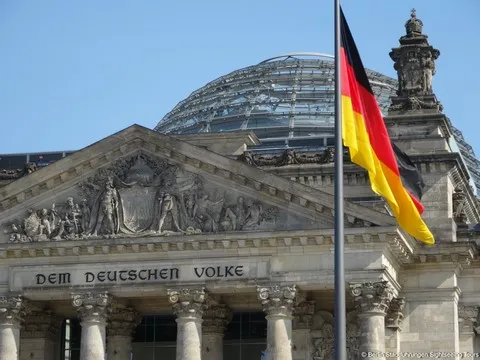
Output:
[
  {"xmin": 384, "ymin": 112, "xmax": 452, "ymax": 139},
  {"xmin": 1, "ymin": 223, "xmax": 474, "ymax": 267},
  {"xmin": 406, "ymin": 242, "xmax": 477, "ymax": 267},
  {"xmin": 403, "ymin": 287, "xmax": 462, "ymax": 302},
  {"xmin": 0, "ymin": 227, "xmax": 401, "ymax": 260}
]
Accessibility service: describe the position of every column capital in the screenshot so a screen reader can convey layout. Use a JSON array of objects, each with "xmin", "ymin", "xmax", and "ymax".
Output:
[
  {"xmin": 0, "ymin": 295, "xmax": 25, "ymax": 326},
  {"xmin": 350, "ymin": 281, "xmax": 394, "ymax": 316},
  {"xmin": 386, "ymin": 297, "xmax": 406, "ymax": 330},
  {"xmin": 257, "ymin": 284, "xmax": 297, "ymax": 317},
  {"xmin": 108, "ymin": 305, "xmax": 141, "ymax": 337},
  {"xmin": 22, "ymin": 310, "xmax": 63, "ymax": 340},
  {"xmin": 203, "ymin": 304, "xmax": 232, "ymax": 335},
  {"xmin": 293, "ymin": 300, "xmax": 315, "ymax": 329},
  {"xmin": 167, "ymin": 288, "xmax": 206, "ymax": 319},
  {"xmin": 457, "ymin": 305, "xmax": 478, "ymax": 334},
  {"xmin": 72, "ymin": 291, "xmax": 112, "ymax": 323}
]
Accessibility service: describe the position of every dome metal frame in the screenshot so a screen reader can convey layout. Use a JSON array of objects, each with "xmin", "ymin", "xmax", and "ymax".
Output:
[{"xmin": 155, "ymin": 53, "xmax": 398, "ymax": 149}]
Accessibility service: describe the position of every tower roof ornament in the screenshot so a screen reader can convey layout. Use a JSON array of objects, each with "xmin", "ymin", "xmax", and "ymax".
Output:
[
  {"xmin": 405, "ymin": 8, "xmax": 423, "ymax": 37},
  {"xmin": 389, "ymin": 8, "xmax": 442, "ymax": 113}
]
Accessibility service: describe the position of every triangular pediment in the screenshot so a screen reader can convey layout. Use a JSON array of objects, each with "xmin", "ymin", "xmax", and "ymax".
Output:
[{"xmin": 0, "ymin": 125, "xmax": 395, "ymax": 243}]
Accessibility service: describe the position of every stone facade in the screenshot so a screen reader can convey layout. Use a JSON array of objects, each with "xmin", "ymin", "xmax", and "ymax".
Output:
[{"xmin": 1, "ymin": 9, "xmax": 480, "ymax": 360}]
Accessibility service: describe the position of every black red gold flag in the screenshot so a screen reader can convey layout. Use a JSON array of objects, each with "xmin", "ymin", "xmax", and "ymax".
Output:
[{"xmin": 340, "ymin": 8, "xmax": 434, "ymax": 245}]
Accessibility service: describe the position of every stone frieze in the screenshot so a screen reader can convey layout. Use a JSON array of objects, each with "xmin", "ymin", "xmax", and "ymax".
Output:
[{"xmin": 4, "ymin": 154, "xmax": 281, "ymax": 243}]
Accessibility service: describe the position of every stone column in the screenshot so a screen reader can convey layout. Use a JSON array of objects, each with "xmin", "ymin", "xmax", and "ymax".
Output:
[
  {"xmin": 292, "ymin": 300, "xmax": 315, "ymax": 360},
  {"xmin": 351, "ymin": 281, "xmax": 394, "ymax": 358},
  {"xmin": 201, "ymin": 304, "xmax": 232, "ymax": 360},
  {"xmin": 19, "ymin": 310, "xmax": 63, "ymax": 360},
  {"xmin": 0, "ymin": 296, "xmax": 24, "ymax": 360},
  {"xmin": 384, "ymin": 298, "xmax": 405, "ymax": 360},
  {"xmin": 257, "ymin": 285, "xmax": 297, "ymax": 360},
  {"xmin": 475, "ymin": 313, "xmax": 480, "ymax": 353},
  {"xmin": 458, "ymin": 305, "xmax": 478, "ymax": 353},
  {"xmin": 168, "ymin": 288, "xmax": 206, "ymax": 360},
  {"xmin": 72, "ymin": 292, "xmax": 111, "ymax": 360},
  {"xmin": 106, "ymin": 306, "xmax": 140, "ymax": 360}
]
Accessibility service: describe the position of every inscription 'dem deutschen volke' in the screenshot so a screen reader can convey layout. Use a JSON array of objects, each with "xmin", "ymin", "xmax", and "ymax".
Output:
[
  {"xmin": 34, "ymin": 265, "xmax": 246, "ymax": 286},
  {"xmin": 10, "ymin": 260, "xmax": 268, "ymax": 291}
]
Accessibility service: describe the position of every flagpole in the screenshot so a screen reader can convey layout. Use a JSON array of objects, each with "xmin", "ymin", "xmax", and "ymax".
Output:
[{"xmin": 334, "ymin": 0, "xmax": 347, "ymax": 359}]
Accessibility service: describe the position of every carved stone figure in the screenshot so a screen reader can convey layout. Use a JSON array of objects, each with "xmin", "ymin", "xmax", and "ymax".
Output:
[
  {"xmin": 152, "ymin": 192, "xmax": 183, "ymax": 234},
  {"xmin": 421, "ymin": 55, "xmax": 434, "ymax": 94},
  {"xmin": 53, "ymin": 197, "xmax": 82, "ymax": 240},
  {"xmin": 39, "ymin": 208, "xmax": 52, "ymax": 237},
  {"xmin": 243, "ymin": 200, "xmax": 262, "ymax": 230},
  {"xmin": 88, "ymin": 176, "xmax": 121, "ymax": 236},
  {"xmin": 5, "ymin": 153, "xmax": 283, "ymax": 242},
  {"xmin": 346, "ymin": 313, "xmax": 360, "ymax": 359},
  {"xmin": 24, "ymin": 162, "xmax": 38, "ymax": 174},
  {"xmin": 192, "ymin": 194, "xmax": 224, "ymax": 233},
  {"xmin": 453, "ymin": 187, "xmax": 468, "ymax": 225},
  {"xmin": 311, "ymin": 311, "xmax": 334, "ymax": 360},
  {"xmin": 224, "ymin": 196, "xmax": 247, "ymax": 231},
  {"xmin": 238, "ymin": 148, "xmax": 335, "ymax": 167},
  {"xmin": 80, "ymin": 199, "xmax": 90, "ymax": 234},
  {"xmin": 312, "ymin": 323, "xmax": 334, "ymax": 360}
]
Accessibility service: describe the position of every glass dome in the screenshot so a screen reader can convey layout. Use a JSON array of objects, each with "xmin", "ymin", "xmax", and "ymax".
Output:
[{"xmin": 155, "ymin": 53, "xmax": 398, "ymax": 150}]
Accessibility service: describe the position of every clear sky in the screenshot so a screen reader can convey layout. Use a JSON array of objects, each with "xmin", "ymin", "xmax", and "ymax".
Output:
[{"xmin": 1, "ymin": 0, "xmax": 478, "ymax": 155}]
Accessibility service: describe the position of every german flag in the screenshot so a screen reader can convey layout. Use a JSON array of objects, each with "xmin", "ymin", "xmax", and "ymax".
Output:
[{"xmin": 340, "ymin": 8, "xmax": 434, "ymax": 245}]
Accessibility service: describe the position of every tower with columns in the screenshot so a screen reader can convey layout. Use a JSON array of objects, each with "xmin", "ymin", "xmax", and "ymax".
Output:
[{"xmin": 1, "ymin": 9, "xmax": 480, "ymax": 360}]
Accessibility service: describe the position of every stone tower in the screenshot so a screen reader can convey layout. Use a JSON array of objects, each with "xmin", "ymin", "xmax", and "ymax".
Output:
[{"xmin": 384, "ymin": 9, "xmax": 480, "ymax": 242}]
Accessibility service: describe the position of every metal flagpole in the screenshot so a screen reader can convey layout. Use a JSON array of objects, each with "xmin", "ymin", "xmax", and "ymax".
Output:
[{"xmin": 333, "ymin": 0, "xmax": 347, "ymax": 359}]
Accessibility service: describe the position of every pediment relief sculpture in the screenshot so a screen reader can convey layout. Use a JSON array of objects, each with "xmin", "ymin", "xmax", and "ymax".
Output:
[{"xmin": 5, "ymin": 154, "xmax": 284, "ymax": 243}]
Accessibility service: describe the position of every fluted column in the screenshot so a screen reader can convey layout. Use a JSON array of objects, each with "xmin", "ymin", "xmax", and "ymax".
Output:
[
  {"xmin": 292, "ymin": 300, "xmax": 315, "ymax": 360},
  {"xmin": 72, "ymin": 292, "xmax": 111, "ymax": 360},
  {"xmin": 0, "ymin": 296, "xmax": 24, "ymax": 360},
  {"xmin": 20, "ymin": 310, "xmax": 63, "ymax": 360},
  {"xmin": 106, "ymin": 306, "xmax": 140, "ymax": 360},
  {"xmin": 351, "ymin": 281, "xmax": 394, "ymax": 359},
  {"xmin": 168, "ymin": 288, "xmax": 206, "ymax": 360},
  {"xmin": 201, "ymin": 304, "xmax": 232, "ymax": 360},
  {"xmin": 258, "ymin": 285, "xmax": 297, "ymax": 360}
]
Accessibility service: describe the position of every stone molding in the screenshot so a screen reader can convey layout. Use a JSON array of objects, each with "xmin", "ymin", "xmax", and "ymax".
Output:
[
  {"xmin": 0, "ymin": 295, "xmax": 25, "ymax": 326},
  {"xmin": 167, "ymin": 288, "xmax": 207, "ymax": 319},
  {"xmin": 72, "ymin": 292, "xmax": 112, "ymax": 323},
  {"xmin": 257, "ymin": 284, "xmax": 297, "ymax": 317},
  {"xmin": 107, "ymin": 305, "xmax": 141, "ymax": 337},
  {"xmin": 0, "ymin": 227, "xmax": 404, "ymax": 260},
  {"xmin": 202, "ymin": 304, "xmax": 232, "ymax": 334},
  {"xmin": 385, "ymin": 297, "xmax": 405, "ymax": 330},
  {"xmin": 22, "ymin": 310, "xmax": 63, "ymax": 340},
  {"xmin": 351, "ymin": 281, "xmax": 394, "ymax": 316},
  {"xmin": 293, "ymin": 300, "xmax": 315, "ymax": 329},
  {"xmin": 404, "ymin": 287, "xmax": 461, "ymax": 303}
]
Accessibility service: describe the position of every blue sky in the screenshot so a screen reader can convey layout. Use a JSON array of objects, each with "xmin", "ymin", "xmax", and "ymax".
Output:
[{"xmin": 1, "ymin": 0, "xmax": 479, "ymax": 155}]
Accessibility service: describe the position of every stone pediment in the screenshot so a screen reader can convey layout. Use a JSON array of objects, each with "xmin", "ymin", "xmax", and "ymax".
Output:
[{"xmin": 0, "ymin": 125, "xmax": 395, "ymax": 243}]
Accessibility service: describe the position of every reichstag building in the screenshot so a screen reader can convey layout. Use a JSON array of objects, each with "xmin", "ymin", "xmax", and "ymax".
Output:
[{"xmin": 1, "ymin": 11, "xmax": 480, "ymax": 360}]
